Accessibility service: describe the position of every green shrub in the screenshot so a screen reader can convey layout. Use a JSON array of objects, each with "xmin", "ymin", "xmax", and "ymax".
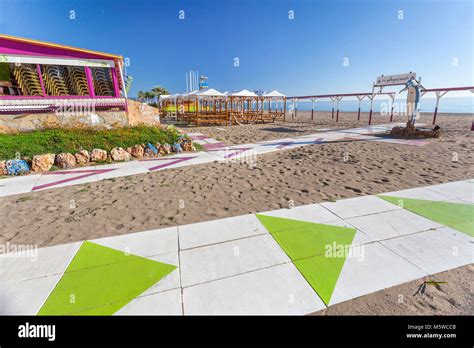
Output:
[{"xmin": 0, "ymin": 125, "xmax": 185, "ymax": 160}]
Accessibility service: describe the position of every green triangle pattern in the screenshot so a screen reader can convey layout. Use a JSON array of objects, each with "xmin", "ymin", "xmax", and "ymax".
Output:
[
  {"xmin": 379, "ymin": 195, "xmax": 474, "ymax": 237},
  {"xmin": 38, "ymin": 241, "xmax": 176, "ymax": 315},
  {"xmin": 256, "ymin": 214, "xmax": 356, "ymax": 305}
]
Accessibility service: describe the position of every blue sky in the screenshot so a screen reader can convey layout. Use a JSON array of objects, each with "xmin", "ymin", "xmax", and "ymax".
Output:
[{"xmin": 0, "ymin": 0, "xmax": 472, "ymax": 97}]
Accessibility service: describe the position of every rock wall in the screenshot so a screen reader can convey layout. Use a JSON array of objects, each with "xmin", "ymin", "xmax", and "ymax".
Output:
[
  {"xmin": 0, "ymin": 100, "xmax": 160, "ymax": 134},
  {"xmin": 126, "ymin": 99, "xmax": 161, "ymax": 126}
]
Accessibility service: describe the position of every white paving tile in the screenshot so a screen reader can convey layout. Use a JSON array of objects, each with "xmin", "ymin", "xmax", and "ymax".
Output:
[
  {"xmin": 380, "ymin": 227, "xmax": 473, "ymax": 275},
  {"xmin": 207, "ymin": 146, "xmax": 258, "ymax": 160},
  {"xmin": 258, "ymin": 203, "xmax": 340, "ymax": 224},
  {"xmin": 346, "ymin": 209, "xmax": 443, "ymax": 242},
  {"xmin": 115, "ymin": 288, "xmax": 182, "ymax": 315},
  {"xmin": 321, "ymin": 195, "xmax": 400, "ymax": 219},
  {"xmin": 32, "ymin": 172, "xmax": 98, "ymax": 191},
  {"xmin": 97, "ymin": 163, "xmax": 149, "ymax": 180},
  {"xmin": 179, "ymin": 214, "xmax": 266, "ymax": 250},
  {"xmin": 329, "ymin": 242, "xmax": 427, "ymax": 306},
  {"xmin": 427, "ymin": 181, "xmax": 474, "ymax": 200},
  {"xmin": 257, "ymin": 206, "xmax": 371, "ymax": 246},
  {"xmin": 0, "ymin": 242, "xmax": 81, "ymax": 283},
  {"xmin": 186, "ymin": 152, "xmax": 221, "ymax": 165},
  {"xmin": 180, "ymin": 234, "xmax": 289, "ymax": 287},
  {"xmin": 256, "ymin": 137, "xmax": 295, "ymax": 145},
  {"xmin": 0, "ymin": 174, "xmax": 41, "ymax": 197},
  {"xmin": 0, "ymin": 275, "xmax": 62, "ymax": 315},
  {"xmin": 73, "ymin": 160, "xmax": 133, "ymax": 172},
  {"xmin": 140, "ymin": 153, "xmax": 215, "ymax": 172},
  {"xmin": 140, "ymin": 252, "xmax": 181, "ymax": 295},
  {"xmin": 450, "ymin": 197, "xmax": 474, "ymax": 204},
  {"xmin": 92, "ymin": 227, "xmax": 178, "ymax": 258},
  {"xmin": 183, "ymin": 263, "xmax": 325, "ymax": 315},
  {"xmin": 325, "ymin": 219, "xmax": 373, "ymax": 246},
  {"xmin": 204, "ymin": 138, "xmax": 222, "ymax": 144},
  {"xmin": 381, "ymin": 187, "xmax": 457, "ymax": 201}
]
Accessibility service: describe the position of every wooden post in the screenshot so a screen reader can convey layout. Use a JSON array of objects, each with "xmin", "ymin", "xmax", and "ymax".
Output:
[
  {"xmin": 195, "ymin": 97, "xmax": 198, "ymax": 119},
  {"xmin": 335, "ymin": 96, "xmax": 342, "ymax": 123},
  {"xmin": 368, "ymin": 96, "xmax": 374, "ymax": 125},
  {"xmin": 283, "ymin": 97, "xmax": 287, "ymax": 121},
  {"xmin": 432, "ymin": 91, "xmax": 447, "ymax": 125},
  {"xmin": 357, "ymin": 96, "xmax": 363, "ymax": 121},
  {"xmin": 389, "ymin": 93, "xmax": 395, "ymax": 122},
  {"xmin": 311, "ymin": 97, "xmax": 316, "ymax": 120},
  {"xmin": 368, "ymin": 84, "xmax": 375, "ymax": 125},
  {"xmin": 331, "ymin": 97, "xmax": 335, "ymax": 119}
]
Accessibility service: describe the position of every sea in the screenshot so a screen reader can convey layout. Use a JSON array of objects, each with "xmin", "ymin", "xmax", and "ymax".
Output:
[{"xmin": 288, "ymin": 96, "xmax": 474, "ymax": 114}]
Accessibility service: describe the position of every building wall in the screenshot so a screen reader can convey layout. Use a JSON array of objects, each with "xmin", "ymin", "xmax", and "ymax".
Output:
[{"xmin": 0, "ymin": 100, "xmax": 160, "ymax": 133}]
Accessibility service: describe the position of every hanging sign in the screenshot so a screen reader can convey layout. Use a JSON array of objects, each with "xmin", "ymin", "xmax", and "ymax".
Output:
[{"xmin": 375, "ymin": 72, "xmax": 417, "ymax": 87}]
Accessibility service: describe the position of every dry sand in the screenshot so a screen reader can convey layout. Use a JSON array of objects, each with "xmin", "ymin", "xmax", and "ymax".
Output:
[
  {"xmin": 312, "ymin": 264, "xmax": 474, "ymax": 315},
  {"xmin": 0, "ymin": 111, "xmax": 472, "ymax": 315}
]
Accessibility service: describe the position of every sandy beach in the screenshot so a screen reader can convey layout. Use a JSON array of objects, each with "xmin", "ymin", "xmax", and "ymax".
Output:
[
  {"xmin": 1, "ymin": 111, "xmax": 472, "ymax": 315},
  {"xmin": 313, "ymin": 264, "xmax": 473, "ymax": 315}
]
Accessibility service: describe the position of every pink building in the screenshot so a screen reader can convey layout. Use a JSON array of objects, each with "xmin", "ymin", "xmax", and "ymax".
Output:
[{"xmin": 0, "ymin": 34, "xmax": 128, "ymax": 114}]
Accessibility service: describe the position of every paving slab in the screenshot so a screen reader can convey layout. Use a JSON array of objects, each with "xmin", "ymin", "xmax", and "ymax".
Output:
[
  {"xmin": 321, "ymin": 195, "xmax": 400, "ymax": 219},
  {"xmin": 92, "ymin": 227, "xmax": 178, "ymax": 258},
  {"xmin": 178, "ymin": 214, "xmax": 266, "ymax": 250},
  {"xmin": 0, "ymin": 241, "xmax": 81, "ymax": 283},
  {"xmin": 139, "ymin": 155, "xmax": 201, "ymax": 172},
  {"xmin": 96, "ymin": 163, "xmax": 149, "ymax": 180},
  {"xmin": 325, "ymin": 219, "xmax": 373, "ymax": 246},
  {"xmin": 180, "ymin": 234, "xmax": 289, "ymax": 287},
  {"xmin": 426, "ymin": 181, "xmax": 474, "ymax": 200},
  {"xmin": 380, "ymin": 187, "xmax": 453, "ymax": 201},
  {"xmin": 32, "ymin": 170, "xmax": 99, "ymax": 191},
  {"xmin": 206, "ymin": 146, "xmax": 258, "ymax": 161},
  {"xmin": 257, "ymin": 208, "xmax": 371, "ymax": 248},
  {"xmin": 183, "ymin": 263, "xmax": 325, "ymax": 315},
  {"xmin": 379, "ymin": 195, "xmax": 474, "ymax": 237},
  {"xmin": 328, "ymin": 242, "xmax": 427, "ymax": 305},
  {"xmin": 67, "ymin": 238, "xmax": 181, "ymax": 295},
  {"xmin": 451, "ymin": 197, "xmax": 474, "ymax": 204},
  {"xmin": 37, "ymin": 241, "xmax": 177, "ymax": 315},
  {"xmin": 0, "ymin": 275, "xmax": 62, "ymax": 315},
  {"xmin": 137, "ymin": 252, "xmax": 180, "ymax": 295},
  {"xmin": 346, "ymin": 209, "xmax": 443, "ymax": 242},
  {"xmin": 0, "ymin": 174, "xmax": 41, "ymax": 197},
  {"xmin": 258, "ymin": 203, "xmax": 341, "ymax": 224},
  {"xmin": 380, "ymin": 227, "xmax": 473, "ymax": 275},
  {"xmin": 115, "ymin": 288, "xmax": 182, "ymax": 315}
]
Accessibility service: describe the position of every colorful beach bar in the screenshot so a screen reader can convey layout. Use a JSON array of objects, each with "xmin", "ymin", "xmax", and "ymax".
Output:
[{"xmin": 0, "ymin": 34, "xmax": 127, "ymax": 114}]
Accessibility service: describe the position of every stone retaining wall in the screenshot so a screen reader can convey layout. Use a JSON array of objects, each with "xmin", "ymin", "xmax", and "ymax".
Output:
[{"xmin": 0, "ymin": 100, "xmax": 160, "ymax": 133}]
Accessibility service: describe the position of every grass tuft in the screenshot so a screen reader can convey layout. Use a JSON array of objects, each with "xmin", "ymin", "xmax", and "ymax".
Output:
[{"xmin": 0, "ymin": 125, "xmax": 186, "ymax": 160}]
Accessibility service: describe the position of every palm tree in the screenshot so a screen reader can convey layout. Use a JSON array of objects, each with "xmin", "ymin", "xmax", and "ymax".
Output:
[
  {"xmin": 151, "ymin": 86, "xmax": 169, "ymax": 103},
  {"xmin": 137, "ymin": 90, "xmax": 145, "ymax": 102},
  {"xmin": 144, "ymin": 91, "xmax": 155, "ymax": 103}
]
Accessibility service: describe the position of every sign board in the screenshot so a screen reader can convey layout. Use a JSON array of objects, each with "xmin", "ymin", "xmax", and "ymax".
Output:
[
  {"xmin": 0, "ymin": 54, "xmax": 114, "ymax": 68},
  {"xmin": 375, "ymin": 72, "xmax": 416, "ymax": 87}
]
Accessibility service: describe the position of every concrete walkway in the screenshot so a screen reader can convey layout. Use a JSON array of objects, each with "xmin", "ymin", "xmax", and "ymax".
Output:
[
  {"xmin": 1, "ymin": 180, "xmax": 471, "ymax": 315},
  {"xmin": 0, "ymin": 123, "xmax": 428, "ymax": 198}
]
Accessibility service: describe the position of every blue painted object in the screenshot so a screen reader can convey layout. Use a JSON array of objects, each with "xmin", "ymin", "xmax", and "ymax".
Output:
[
  {"xmin": 146, "ymin": 142, "xmax": 158, "ymax": 154},
  {"xmin": 172, "ymin": 143, "xmax": 183, "ymax": 153},
  {"xmin": 6, "ymin": 159, "xmax": 30, "ymax": 176}
]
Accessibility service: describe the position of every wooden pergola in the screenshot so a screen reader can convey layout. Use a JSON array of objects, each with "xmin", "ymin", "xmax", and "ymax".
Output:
[{"xmin": 160, "ymin": 88, "xmax": 287, "ymax": 126}]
